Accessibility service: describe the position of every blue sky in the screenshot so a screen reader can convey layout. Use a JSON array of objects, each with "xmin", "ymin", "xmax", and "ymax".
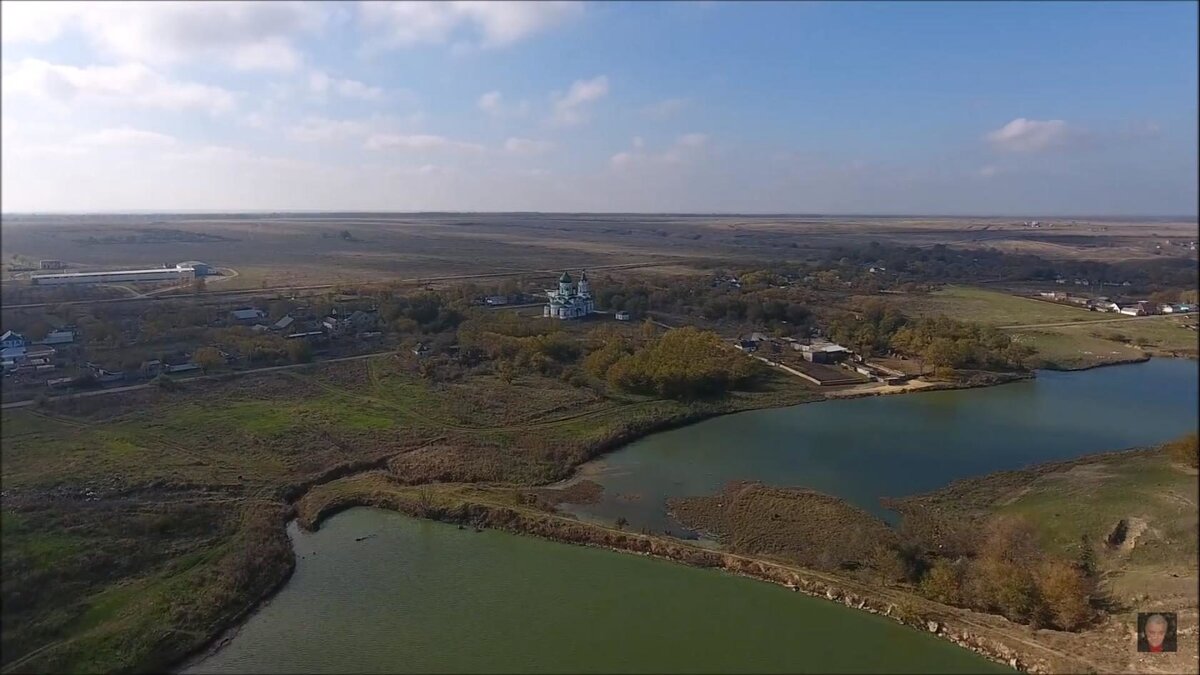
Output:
[{"xmin": 1, "ymin": 1, "xmax": 1196, "ymax": 214}]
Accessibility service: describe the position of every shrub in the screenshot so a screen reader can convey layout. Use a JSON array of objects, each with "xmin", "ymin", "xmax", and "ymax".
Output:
[{"xmin": 1166, "ymin": 433, "xmax": 1199, "ymax": 468}]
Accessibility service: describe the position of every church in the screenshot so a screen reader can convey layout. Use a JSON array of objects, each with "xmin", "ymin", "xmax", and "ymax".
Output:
[{"xmin": 544, "ymin": 270, "xmax": 595, "ymax": 319}]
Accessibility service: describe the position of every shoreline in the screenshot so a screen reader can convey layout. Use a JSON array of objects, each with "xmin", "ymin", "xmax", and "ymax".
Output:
[
  {"xmin": 286, "ymin": 491, "xmax": 1064, "ymax": 673},
  {"xmin": 165, "ymin": 357, "xmax": 1189, "ymax": 674}
]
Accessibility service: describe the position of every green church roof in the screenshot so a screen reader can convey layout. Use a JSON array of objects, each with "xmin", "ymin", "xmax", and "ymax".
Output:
[{"xmin": 559, "ymin": 271, "xmax": 573, "ymax": 283}]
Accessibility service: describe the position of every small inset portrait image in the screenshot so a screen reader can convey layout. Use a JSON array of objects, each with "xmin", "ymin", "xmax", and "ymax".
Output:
[{"xmin": 1136, "ymin": 612, "xmax": 1178, "ymax": 653}]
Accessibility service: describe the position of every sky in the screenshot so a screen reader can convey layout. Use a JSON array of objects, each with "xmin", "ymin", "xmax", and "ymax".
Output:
[{"xmin": 1, "ymin": 0, "xmax": 1197, "ymax": 215}]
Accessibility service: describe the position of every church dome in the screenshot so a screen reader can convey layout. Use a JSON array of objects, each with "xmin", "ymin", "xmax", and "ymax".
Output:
[{"xmin": 559, "ymin": 271, "xmax": 573, "ymax": 283}]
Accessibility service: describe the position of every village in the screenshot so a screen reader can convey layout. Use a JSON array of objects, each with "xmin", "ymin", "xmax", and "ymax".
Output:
[{"xmin": 3, "ymin": 247, "xmax": 1198, "ymax": 406}]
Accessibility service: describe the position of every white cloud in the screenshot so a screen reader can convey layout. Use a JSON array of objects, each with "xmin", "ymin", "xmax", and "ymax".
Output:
[
  {"xmin": 641, "ymin": 97, "xmax": 689, "ymax": 120},
  {"xmin": 359, "ymin": 1, "xmax": 581, "ymax": 49},
  {"xmin": 478, "ymin": 90, "xmax": 503, "ymax": 114},
  {"xmin": 365, "ymin": 133, "xmax": 485, "ymax": 153},
  {"xmin": 0, "ymin": 1, "xmax": 82, "ymax": 43},
  {"xmin": 550, "ymin": 75, "xmax": 608, "ymax": 126},
  {"xmin": 504, "ymin": 137, "xmax": 552, "ymax": 154},
  {"xmin": 287, "ymin": 117, "xmax": 371, "ymax": 142},
  {"xmin": 74, "ymin": 126, "xmax": 177, "ymax": 146},
  {"xmin": 477, "ymin": 90, "xmax": 529, "ymax": 117},
  {"xmin": 2, "ymin": 59, "xmax": 235, "ymax": 114},
  {"xmin": 610, "ymin": 133, "xmax": 709, "ymax": 168},
  {"xmin": 985, "ymin": 118, "xmax": 1075, "ymax": 153},
  {"xmin": 1, "ymin": 1, "xmax": 329, "ymax": 72},
  {"xmin": 309, "ymin": 70, "xmax": 384, "ymax": 100},
  {"xmin": 977, "ymin": 165, "xmax": 1000, "ymax": 178}
]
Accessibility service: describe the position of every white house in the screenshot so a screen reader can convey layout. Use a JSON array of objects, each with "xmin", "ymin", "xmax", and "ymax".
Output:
[{"xmin": 1, "ymin": 330, "xmax": 26, "ymax": 351}]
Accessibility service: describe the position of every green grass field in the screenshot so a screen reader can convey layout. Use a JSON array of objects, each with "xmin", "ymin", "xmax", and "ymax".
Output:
[{"xmin": 897, "ymin": 286, "xmax": 1108, "ymax": 326}]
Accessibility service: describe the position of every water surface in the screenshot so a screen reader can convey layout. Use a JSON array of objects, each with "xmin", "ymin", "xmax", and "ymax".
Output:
[
  {"xmin": 185, "ymin": 508, "xmax": 1008, "ymax": 674},
  {"xmin": 562, "ymin": 359, "xmax": 1199, "ymax": 532}
]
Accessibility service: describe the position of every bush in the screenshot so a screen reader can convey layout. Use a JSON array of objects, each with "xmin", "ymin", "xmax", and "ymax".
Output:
[
  {"xmin": 920, "ymin": 559, "xmax": 966, "ymax": 605},
  {"xmin": 1166, "ymin": 433, "xmax": 1199, "ymax": 468},
  {"xmin": 1035, "ymin": 558, "xmax": 1094, "ymax": 630}
]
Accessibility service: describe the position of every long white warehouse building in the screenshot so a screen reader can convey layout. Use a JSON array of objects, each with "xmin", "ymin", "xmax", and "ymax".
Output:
[{"xmin": 31, "ymin": 264, "xmax": 197, "ymax": 286}]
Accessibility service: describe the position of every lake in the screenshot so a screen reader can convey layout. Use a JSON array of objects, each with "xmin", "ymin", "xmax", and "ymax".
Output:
[
  {"xmin": 561, "ymin": 358, "xmax": 1199, "ymax": 532},
  {"xmin": 185, "ymin": 359, "xmax": 1196, "ymax": 673},
  {"xmin": 184, "ymin": 508, "xmax": 1007, "ymax": 674}
]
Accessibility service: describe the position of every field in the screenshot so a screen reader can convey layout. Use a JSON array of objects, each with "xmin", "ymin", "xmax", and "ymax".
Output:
[
  {"xmin": 4, "ymin": 214, "xmax": 1195, "ymax": 291},
  {"xmin": 872, "ymin": 285, "xmax": 1199, "ymax": 369},
  {"xmin": 892, "ymin": 286, "xmax": 1108, "ymax": 326},
  {"xmin": 0, "ymin": 355, "xmax": 820, "ymax": 672}
]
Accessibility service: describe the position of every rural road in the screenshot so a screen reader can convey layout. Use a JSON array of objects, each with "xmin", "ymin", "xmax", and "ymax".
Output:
[
  {"xmin": 997, "ymin": 313, "xmax": 1195, "ymax": 330},
  {"xmin": 1, "ymin": 350, "xmax": 399, "ymax": 410}
]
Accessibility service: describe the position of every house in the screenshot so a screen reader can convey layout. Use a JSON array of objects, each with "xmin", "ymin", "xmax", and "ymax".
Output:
[
  {"xmin": 734, "ymin": 339, "xmax": 759, "ymax": 353},
  {"xmin": 345, "ymin": 310, "xmax": 378, "ymax": 333},
  {"xmin": 485, "ymin": 295, "xmax": 509, "ymax": 306},
  {"xmin": 140, "ymin": 360, "xmax": 163, "ymax": 377},
  {"xmin": 1091, "ymin": 300, "xmax": 1120, "ymax": 313},
  {"xmin": 0, "ymin": 330, "xmax": 26, "ymax": 351},
  {"xmin": 1161, "ymin": 304, "xmax": 1178, "ymax": 314},
  {"xmin": 231, "ymin": 308, "xmax": 266, "ymax": 322},
  {"xmin": 164, "ymin": 363, "xmax": 200, "ymax": 374},
  {"xmin": 615, "ymin": 310, "xmax": 632, "ymax": 321},
  {"xmin": 412, "ymin": 342, "xmax": 432, "ymax": 357},
  {"xmin": 1137, "ymin": 301, "xmax": 1157, "ymax": 316},
  {"xmin": 1038, "ymin": 291, "xmax": 1068, "ymax": 301},
  {"xmin": 272, "ymin": 315, "xmax": 295, "ymax": 332},
  {"xmin": 36, "ymin": 329, "xmax": 75, "ymax": 346},
  {"xmin": 750, "ymin": 332, "xmax": 771, "ymax": 343},
  {"xmin": 1118, "ymin": 305, "xmax": 1144, "ymax": 317}
]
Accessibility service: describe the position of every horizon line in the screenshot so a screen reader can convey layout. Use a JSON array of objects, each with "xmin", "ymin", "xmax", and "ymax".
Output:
[{"xmin": 2, "ymin": 210, "xmax": 1197, "ymax": 221}]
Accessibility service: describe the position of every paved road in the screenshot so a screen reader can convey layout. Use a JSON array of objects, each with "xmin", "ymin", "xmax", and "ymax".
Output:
[
  {"xmin": 997, "ymin": 313, "xmax": 1196, "ymax": 330},
  {"xmin": 1, "ymin": 350, "xmax": 398, "ymax": 410}
]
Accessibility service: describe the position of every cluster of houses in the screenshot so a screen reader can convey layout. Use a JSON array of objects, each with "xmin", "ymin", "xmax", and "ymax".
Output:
[
  {"xmin": 1037, "ymin": 292, "xmax": 1195, "ymax": 317},
  {"xmin": 230, "ymin": 306, "xmax": 380, "ymax": 342},
  {"xmin": 734, "ymin": 333, "xmax": 851, "ymax": 363},
  {"xmin": 1, "ymin": 329, "xmax": 76, "ymax": 375},
  {"xmin": 734, "ymin": 332, "xmax": 909, "ymax": 386}
]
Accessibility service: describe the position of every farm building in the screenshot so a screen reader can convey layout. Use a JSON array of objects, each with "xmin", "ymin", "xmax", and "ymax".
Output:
[
  {"xmin": 801, "ymin": 342, "xmax": 851, "ymax": 364},
  {"xmin": 31, "ymin": 264, "xmax": 197, "ymax": 286},
  {"xmin": 231, "ymin": 308, "xmax": 267, "ymax": 322}
]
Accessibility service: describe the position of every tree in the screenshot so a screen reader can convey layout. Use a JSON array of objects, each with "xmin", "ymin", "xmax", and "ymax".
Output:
[
  {"xmin": 921, "ymin": 559, "xmax": 965, "ymax": 604},
  {"xmin": 193, "ymin": 347, "xmax": 224, "ymax": 373},
  {"xmin": 191, "ymin": 276, "xmax": 206, "ymax": 293},
  {"xmin": 1036, "ymin": 558, "xmax": 1094, "ymax": 630},
  {"xmin": 286, "ymin": 340, "xmax": 312, "ymax": 364}
]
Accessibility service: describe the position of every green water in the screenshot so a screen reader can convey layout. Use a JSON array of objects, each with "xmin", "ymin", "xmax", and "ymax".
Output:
[
  {"xmin": 185, "ymin": 508, "xmax": 1007, "ymax": 674},
  {"xmin": 563, "ymin": 358, "xmax": 1200, "ymax": 532}
]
